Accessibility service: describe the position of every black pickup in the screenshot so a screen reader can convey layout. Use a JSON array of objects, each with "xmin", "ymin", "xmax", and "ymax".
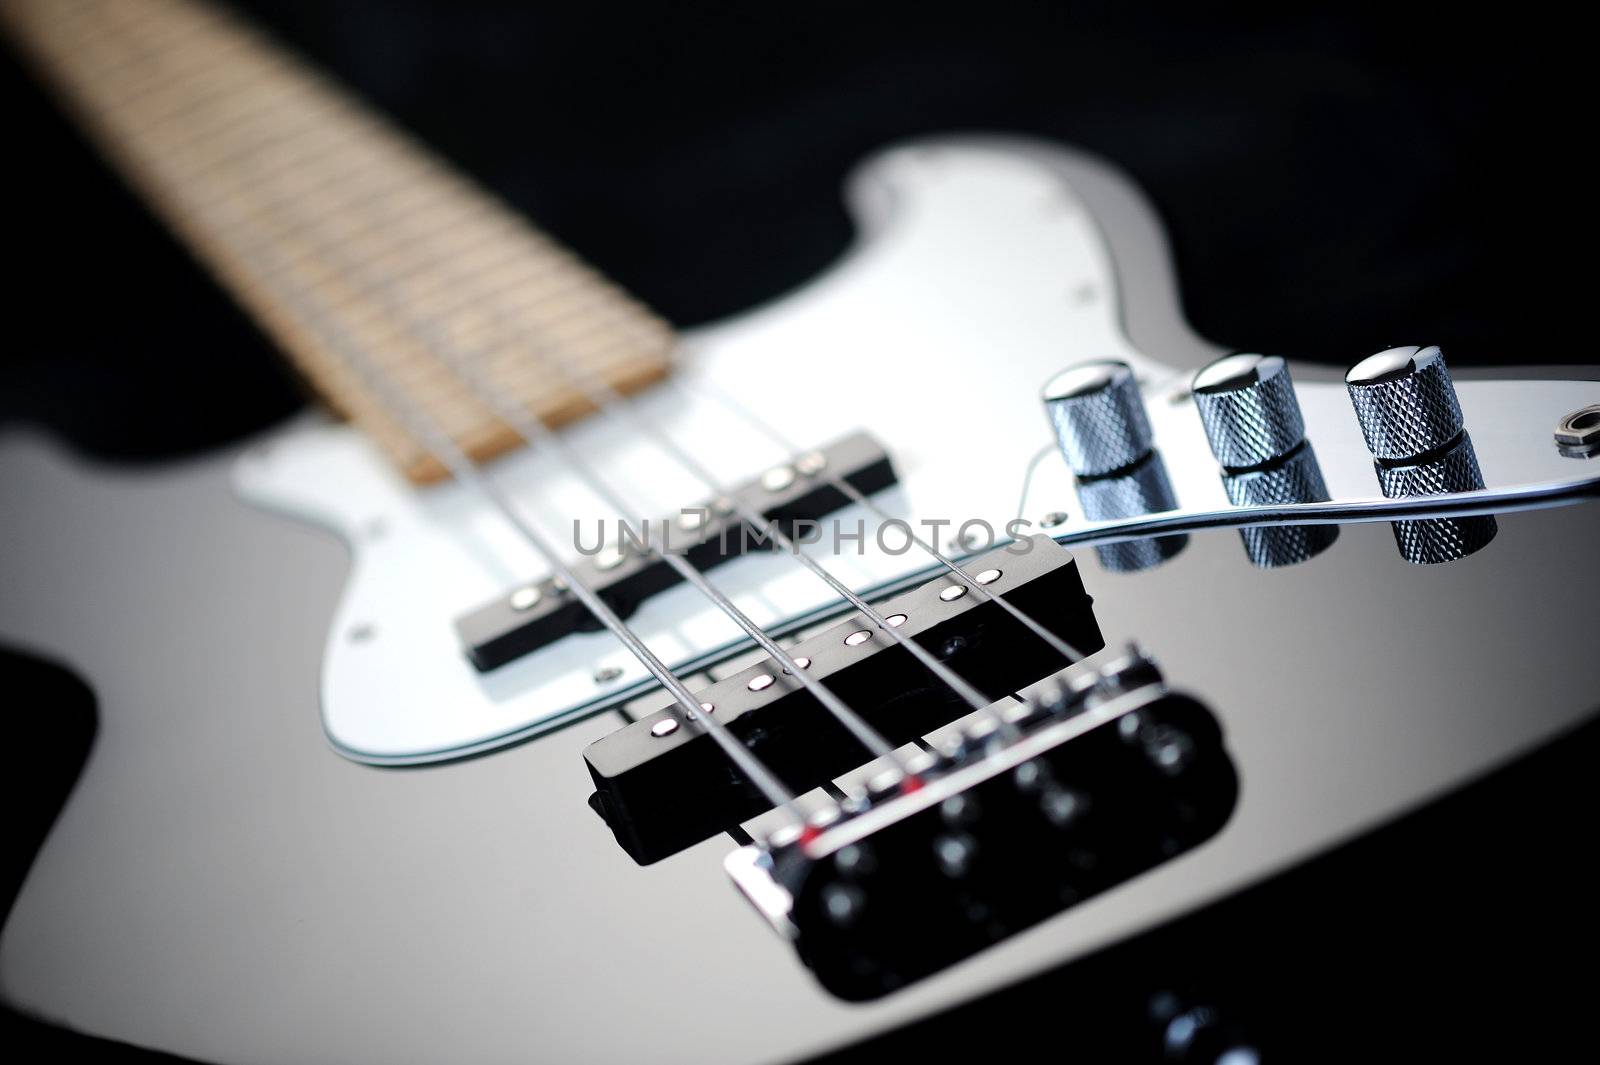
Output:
[
  {"xmin": 585, "ymin": 535, "xmax": 1104, "ymax": 864},
  {"xmin": 455, "ymin": 431, "xmax": 896, "ymax": 671},
  {"xmin": 726, "ymin": 654, "xmax": 1237, "ymax": 1001}
]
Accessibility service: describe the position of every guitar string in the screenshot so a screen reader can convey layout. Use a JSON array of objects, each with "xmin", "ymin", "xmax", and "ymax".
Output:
[
  {"xmin": 88, "ymin": 0, "xmax": 1089, "ymax": 788},
  {"xmin": 128, "ymin": 0, "xmax": 1031, "ymax": 752},
  {"xmin": 86, "ymin": 4, "xmax": 933, "ymax": 784},
  {"xmin": 70, "ymin": 0, "xmax": 812, "ymax": 816},
  {"xmin": 245, "ymin": 155, "xmax": 984, "ymax": 766},
  {"xmin": 207, "ymin": 49, "xmax": 1074, "ymax": 745}
]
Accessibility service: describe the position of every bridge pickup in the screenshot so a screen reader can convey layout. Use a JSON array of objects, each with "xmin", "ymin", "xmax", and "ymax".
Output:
[
  {"xmin": 724, "ymin": 652, "xmax": 1237, "ymax": 1001},
  {"xmin": 584, "ymin": 535, "xmax": 1103, "ymax": 865},
  {"xmin": 455, "ymin": 431, "xmax": 897, "ymax": 671}
]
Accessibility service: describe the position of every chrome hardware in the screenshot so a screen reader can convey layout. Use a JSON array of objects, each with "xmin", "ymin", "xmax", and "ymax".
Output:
[
  {"xmin": 1042, "ymin": 360, "xmax": 1152, "ymax": 477},
  {"xmin": 1345, "ymin": 345, "xmax": 1463, "ymax": 461},
  {"xmin": 1191, "ymin": 353, "xmax": 1306, "ymax": 470},
  {"xmin": 1555, "ymin": 405, "xmax": 1600, "ymax": 458}
]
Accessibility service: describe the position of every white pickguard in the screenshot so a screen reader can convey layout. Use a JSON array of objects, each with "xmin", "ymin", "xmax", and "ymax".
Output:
[
  {"xmin": 234, "ymin": 138, "xmax": 1174, "ymax": 763},
  {"xmin": 233, "ymin": 135, "xmax": 1600, "ymax": 765}
]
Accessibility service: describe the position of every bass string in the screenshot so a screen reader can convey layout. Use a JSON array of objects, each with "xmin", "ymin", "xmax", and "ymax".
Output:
[
  {"xmin": 268, "ymin": 170, "xmax": 964, "ymax": 771},
  {"xmin": 81, "ymin": 0, "xmax": 1100, "ymax": 835},
  {"xmin": 90, "ymin": 0, "xmax": 1087, "ymax": 784},
  {"xmin": 74, "ymin": 1, "xmax": 808, "ymax": 817},
  {"xmin": 222, "ymin": 75, "xmax": 1069, "ymax": 748},
  {"xmin": 139, "ymin": 22, "xmax": 1033, "ymax": 756}
]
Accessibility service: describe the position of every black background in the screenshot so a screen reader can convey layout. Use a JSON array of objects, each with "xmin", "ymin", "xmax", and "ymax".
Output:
[
  {"xmin": 1, "ymin": 1, "xmax": 1585, "ymax": 462},
  {"xmin": 1, "ymin": 2, "xmax": 1592, "ymax": 1060}
]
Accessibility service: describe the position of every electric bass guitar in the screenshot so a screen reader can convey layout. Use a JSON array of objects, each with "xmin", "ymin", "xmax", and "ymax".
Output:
[{"xmin": 2, "ymin": 0, "xmax": 1597, "ymax": 1060}]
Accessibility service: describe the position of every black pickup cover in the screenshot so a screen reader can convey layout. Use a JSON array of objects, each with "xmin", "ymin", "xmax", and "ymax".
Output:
[
  {"xmin": 456, "ymin": 431, "xmax": 896, "ymax": 671},
  {"xmin": 758, "ymin": 674, "xmax": 1236, "ymax": 1000},
  {"xmin": 585, "ymin": 535, "xmax": 1103, "ymax": 864}
]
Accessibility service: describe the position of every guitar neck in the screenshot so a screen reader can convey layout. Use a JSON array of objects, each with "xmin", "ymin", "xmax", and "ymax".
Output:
[{"xmin": 0, "ymin": 0, "xmax": 676, "ymax": 483}]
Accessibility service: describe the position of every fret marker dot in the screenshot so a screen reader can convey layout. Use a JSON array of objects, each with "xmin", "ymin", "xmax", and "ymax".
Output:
[
  {"xmin": 748, "ymin": 674, "xmax": 776, "ymax": 692},
  {"xmin": 845, "ymin": 630, "xmax": 872, "ymax": 646},
  {"xmin": 975, "ymin": 568, "xmax": 1002, "ymax": 585},
  {"xmin": 940, "ymin": 586, "xmax": 967, "ymax": 601}
]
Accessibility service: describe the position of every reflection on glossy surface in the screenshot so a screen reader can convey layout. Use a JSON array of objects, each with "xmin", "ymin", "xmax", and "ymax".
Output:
[
  {"xmin": 1376, "ymin": 432, "xmax": 1497, "ymax": 564},
  {"xmin": 1076, "ymin": 449, "xmax": 1186, "ymax": 572},
  {"xmin": 1222, "ymin": 442, "xmax": 1338, "ymax": 568}
]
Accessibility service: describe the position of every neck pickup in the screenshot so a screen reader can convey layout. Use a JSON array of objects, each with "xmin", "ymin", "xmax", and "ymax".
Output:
[{"xmin": 454, "ymin": 431, "xmax": 897, "ymax": 671}]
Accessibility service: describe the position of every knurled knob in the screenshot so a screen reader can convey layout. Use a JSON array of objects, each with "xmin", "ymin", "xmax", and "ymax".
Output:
[
  {"xmin": 1190, "ymin": 353, "xmax": 1306, "ymax": 471},
  {"xmin": 1042, "ymin": 360, "xmax": 1152, "ymax": 478},
  {"xmin": 1345, "ymin": 345, "xmax": 1464, "ymax": 462}
]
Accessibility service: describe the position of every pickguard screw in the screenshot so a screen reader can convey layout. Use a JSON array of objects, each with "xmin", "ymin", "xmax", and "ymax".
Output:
[
  {"xmin": 593, "ymin": 666, "xmax": 623, "ymax": 684},
  {"xmin": 1042, "ymin": 511, "xmax": 1068, "ymax": 528},
  {"xmin": 347, "ymin": 623, "xmax": 376, "ymax": 643}
]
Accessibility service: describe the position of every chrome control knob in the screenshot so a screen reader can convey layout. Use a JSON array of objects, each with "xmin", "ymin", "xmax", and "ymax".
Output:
[
  {"xmin": 1042, "ymin": 360, "xmax": 1152, "ymax": 478},
  {"xmin": 1190, "ymin": 353, "xmax": 1305, "ymax": 471},
  {"xmin": 1344, "ymin": 345, "xmax": 1463, "ymax": 461}
]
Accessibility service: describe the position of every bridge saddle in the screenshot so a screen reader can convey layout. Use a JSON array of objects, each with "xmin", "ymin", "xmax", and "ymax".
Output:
[{"xmin": 725, "ymin": 649, "xmax": 1237, "ymax": 1000}]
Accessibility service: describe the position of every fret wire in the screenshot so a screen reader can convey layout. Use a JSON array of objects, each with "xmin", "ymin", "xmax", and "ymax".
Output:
[{"xmin": 8, "ymin": 0, "xmax": 674, "ymax": 482}]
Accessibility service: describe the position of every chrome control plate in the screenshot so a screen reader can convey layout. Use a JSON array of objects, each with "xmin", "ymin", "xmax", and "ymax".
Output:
[{"xmin": 1022, "ymin": 374, "xmax": 1600, "ymax": 547}]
